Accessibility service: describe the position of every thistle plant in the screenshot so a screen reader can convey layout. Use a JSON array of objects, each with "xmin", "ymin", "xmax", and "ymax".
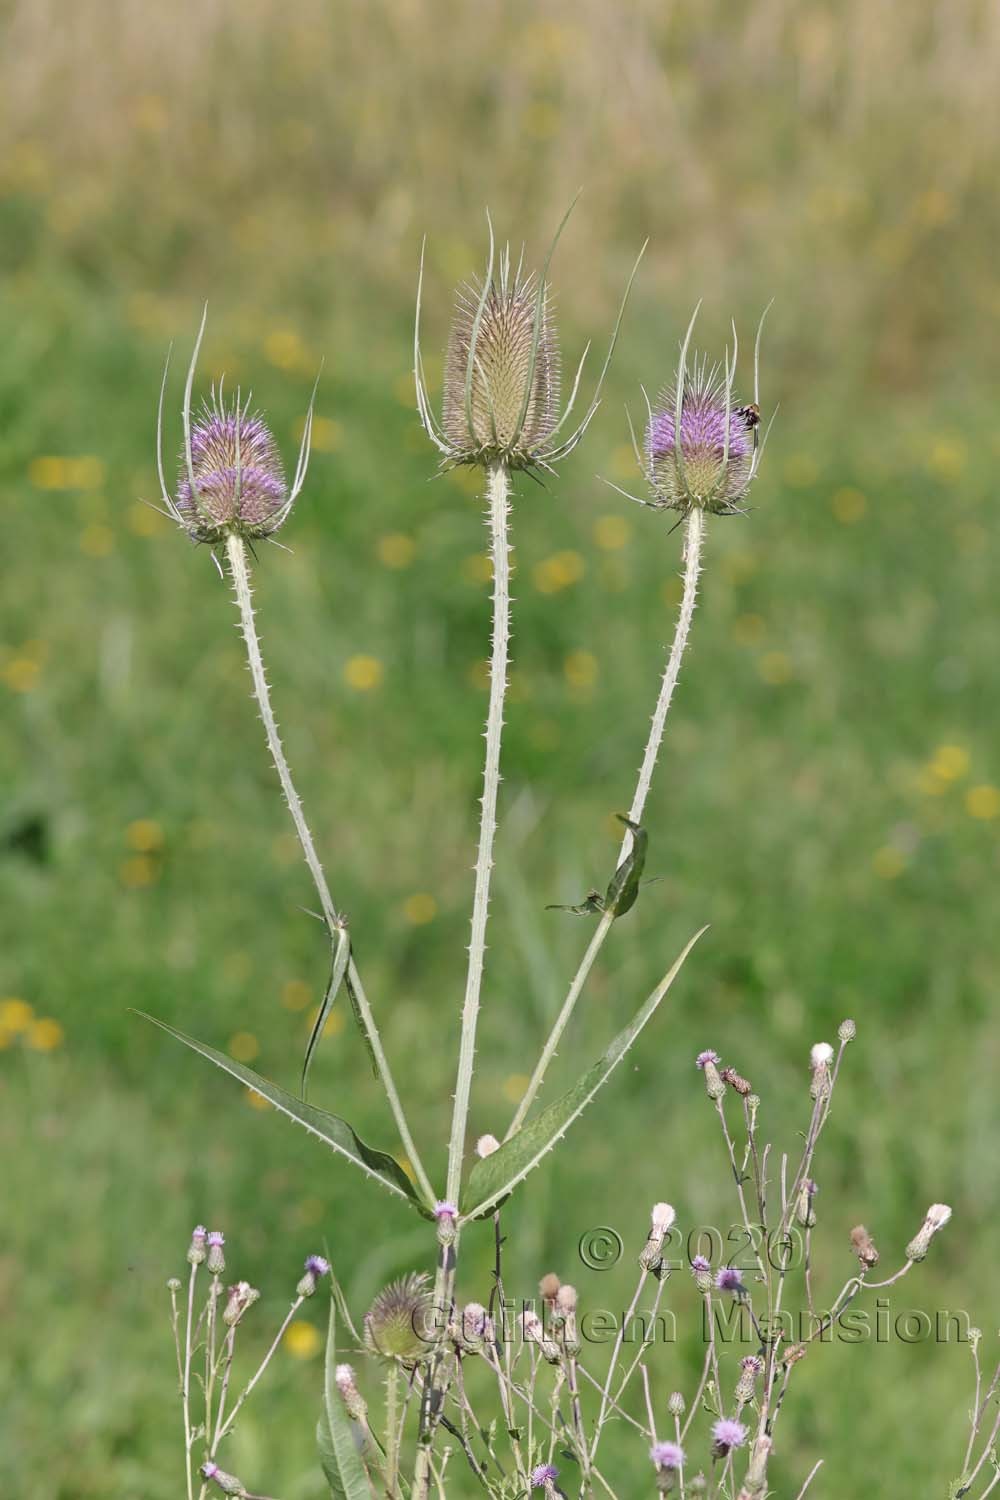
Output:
[
  {"xmin": 168, "ymin": 1224, "xmax": 329, "ymax": 1500},
  {"xmin": 137, "ymin": 227, "xmax": 968, "ymax": 1499}
]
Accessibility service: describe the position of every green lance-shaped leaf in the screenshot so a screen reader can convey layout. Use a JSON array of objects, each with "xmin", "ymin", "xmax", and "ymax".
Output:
[
  {"xmin": 461, "ymin": 924, "xmax": 707, "ymax": 1219},
  {"xmin": 317, "ymin": 1297, "xmax": 377, "ymax": 1500},
  {"xmin": 603, "ymin": 815, "xmax": 647, "ymax": 917},
  {"xmin": 302, "ymin": 922, "xmax": 352, "ymax": 1100},
  {"xmin": 135, "ymin": 1012, "xmax": 432, "ymax": 1216}
]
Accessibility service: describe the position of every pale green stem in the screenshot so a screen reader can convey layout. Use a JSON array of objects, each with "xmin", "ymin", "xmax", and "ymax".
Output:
[
  {"xmin": 224, "ymin": 533, "xmax": 434, "ymax": 1207},
  {"xmin": 213, "ymin": 1295, "xmax": 305, "ymax": 1446},
  {"xmin": 445, "ymin": 463, "xmax": 512, "ymax": 1206},
  {"xmin": 385, "ymin": 1362, "xmax": 401, "ymax": 1497},
  {"xmin": 183, "ymin": 1263, "xmax": 197, "ymax": 1500},
  {"xmin": 507, "ymin": 506, "xmax": 704, "ymax": 1134}
]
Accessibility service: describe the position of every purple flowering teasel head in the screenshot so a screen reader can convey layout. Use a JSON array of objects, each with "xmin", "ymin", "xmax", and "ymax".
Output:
[
  {"xmin": 415, "ymin": 206, "xmax": 644, "ymax": 474},
  {"xmin": 155, "ymin": 307, "xmax": 318, "ymax": 547},
  {"xmin": 614, "ymin": 302, "xmax": 772, "ymax": 519}
]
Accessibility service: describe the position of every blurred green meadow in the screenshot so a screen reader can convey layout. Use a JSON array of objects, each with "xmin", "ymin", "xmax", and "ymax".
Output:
[{"xmin": 3, "ymin": 0, "xmax": 1000, "ymax": 1494}]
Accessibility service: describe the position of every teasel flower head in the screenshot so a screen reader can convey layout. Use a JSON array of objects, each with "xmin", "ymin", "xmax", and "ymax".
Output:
[
  {"xmin": 610, "ymin": 303, "xmax": 770, "ymax": 520},
  {"xmin": 155, "ymin": 307, "xmax": 318, "ymax": 548},
  {"xmin": 906, "ymin": 1202, "xmax": 952, "ymax": 1262},
  {"xmin": 363, "ymin": 1272, "xmax": 432, "ymax": 1364},
  {"xmin": 415, "ymin": 207, "xmax": 644, "ymax": 475}
]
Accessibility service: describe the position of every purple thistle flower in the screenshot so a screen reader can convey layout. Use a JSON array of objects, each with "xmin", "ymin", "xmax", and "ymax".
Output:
[
  {"xmin": 711, "ymin": 1417, "xmax": 748, "ymax": 1454},
  {"xmin": 691, "ymin": 1254, "xmax": 711, "ymax": 1273},
  {"xmin": 530, "ymin": 1463, "xmax": 560, "ymax": 1488},
  {"xmin": 207, "ymin": 1230, "xmax": 225, "ymax": 1247},
  {"xmin": 175, "ymin": 392, "xmax": 290, "ymax": 543},
  {"xmin": 695, "ymin": 1050, "xmax": 720, "ymax": 1069},
  {"xmin": 715, "ymin": 1266, "xmax": 745, "ymax": 1295},
  {"xmin": 433, "ymin": 1200, "xmax": 458, "ymax": 1220},
  {"xmin": 650, "ymin": 1440, "xmax": 685, "ymax": 1469},
  {"xmin": 645, "ymin": 354, "xmax": 757, "ymax": 516},
  {"xmin": 740, "ymin": 1354, "xmax": 764, "ymax": 1373},
  {"xmin": 306, "ymin": 1254, "xmax": 330, "ymax": 1277}
]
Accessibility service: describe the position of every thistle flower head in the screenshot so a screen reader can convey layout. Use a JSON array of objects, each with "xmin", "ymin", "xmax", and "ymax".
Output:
[
  {"xmin": 711, "ymin": 1417, "xmax": 748, "ymax": 1454},
  {"xmin": 695, "ymin": 1050, "xmax": 720, "ymax": 1069},
  {"xmin": 650, "ymin": 1441, "xmax": 685, "ymax": 1470},
  {"xmin": 415, "ymin": 208, "xmax": 643, "ymax": 475},
  {"xmin": 363, "ymin": 1272, "xmax": 432, "ymax": 1362},
  {"xmin": 156, "ymin": 308, "xmax": 317, "ymax": 548},
  {"xmin": 810, "ymin": 1042, "xmax": 834, "ymax": 1069},
  {"xmin": 297, "ymin": 1254, "xmax": 331, "ymax": 1298},
  {"xmin": 530, "ymin": 1464, "xmax": 560, "ymax": 1489},
  {"xmin": 691, "ymin": 1255, "xmax": 711, "ymax": 1273},
  {"xmin": 715, "ymin": 1266, "xmax": 745, "ymax": 1295}
]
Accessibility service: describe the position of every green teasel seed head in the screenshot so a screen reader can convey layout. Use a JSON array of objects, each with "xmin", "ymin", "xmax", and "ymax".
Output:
[
  {"xmin": 363, "ymin": 1272, "xmax": 432, "ymax": 1363},
  {"xmin": 415, "ymin": 205, "xmax": 645, "ymax": 476},
  {"xmin": 442, "ymin": 258, "xmax": 560, "ymax": 469}
]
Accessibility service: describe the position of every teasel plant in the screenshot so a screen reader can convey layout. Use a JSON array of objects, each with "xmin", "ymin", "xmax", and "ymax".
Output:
[{"xmin": 131, "ymin": 227, "xmax": 916, "ymax": 1500}]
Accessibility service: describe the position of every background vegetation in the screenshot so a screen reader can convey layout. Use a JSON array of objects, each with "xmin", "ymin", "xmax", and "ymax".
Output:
[{"xmin": 2, "ymin": 0, "xmax": 999, "ymax": 1493}]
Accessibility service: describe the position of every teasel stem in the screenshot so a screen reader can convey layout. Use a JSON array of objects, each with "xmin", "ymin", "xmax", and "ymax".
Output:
[
  {"xmin": 622, "ymin": 504, "xmax": 704, "ymax": 841},
  {"xmin": 446, "ymin": 462, "xmax": 512, "ymax": 1207},
  {"xmin": 385, "ymin": 1362, "xmax": 401, "ymax": 1497},
  {"xmin": 506, "ymin": 507, "xmax": 704, "ymax": 1135},
  {"xmin": 223, "ymin": 533, "xmax": 434, "ymax": 1208}
]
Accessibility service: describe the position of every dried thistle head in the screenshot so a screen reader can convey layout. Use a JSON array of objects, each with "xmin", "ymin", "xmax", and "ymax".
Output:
[
  {"xmin": 612, "ymin": 303, "xmax": 771, "ymax": 519},
  {"xmin": 363, "ymin": 1272, "xmax": 432, "ymax": 1363},
  {"xmin": 415, "ymin": 207, "xmax": 644, "ymax": 474},
  {"xmin": 154, "ymin": 307, "xmax": 317, "ymax": 548}
]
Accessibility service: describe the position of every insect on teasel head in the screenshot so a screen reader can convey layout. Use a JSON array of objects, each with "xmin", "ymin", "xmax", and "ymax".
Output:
[
  {"xmin": 608, "ymin": 302, "xmax": 773, "ymax": 519},
  {"xmin": 414, "ymin": 203, "xmax": 645, "ymax": 475},
  {"xmin": 152, "ymin": 306, "xmax": 319, "ymax": 552}
]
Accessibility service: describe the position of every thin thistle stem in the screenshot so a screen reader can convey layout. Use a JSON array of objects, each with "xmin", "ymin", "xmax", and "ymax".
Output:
[
  {"xmin": 446, "ymin": 462, "xmax": 512, "ymax": 1206},
  {"xmin": 223, "ymin": 532, "xmax": 435, "ymax": 1207},
  {"xmin": 507, "ymin": 506, "xmax": 704, "ymax": 1133}
]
